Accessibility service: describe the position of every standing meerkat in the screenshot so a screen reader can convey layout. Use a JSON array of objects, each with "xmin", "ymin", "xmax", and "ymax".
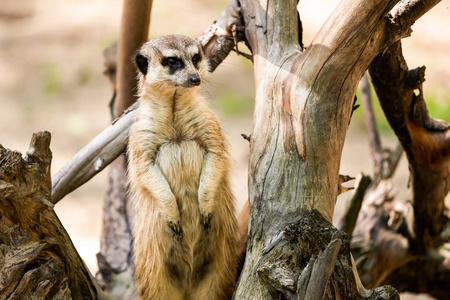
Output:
[{"xmin": 127, "ymin": 35, "xmax": 238, "ymax": 299}]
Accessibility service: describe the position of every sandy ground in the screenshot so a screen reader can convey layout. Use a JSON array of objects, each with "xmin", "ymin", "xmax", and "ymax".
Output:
[{"xmin": 0, "ymin": 1, "xmax": 449, "ymax": 299}]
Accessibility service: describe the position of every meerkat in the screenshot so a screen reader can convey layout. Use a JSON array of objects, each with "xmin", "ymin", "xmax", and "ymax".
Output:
[{"xmin": 127, "ymin": 35, "xmax": 238, "ymax": 300}]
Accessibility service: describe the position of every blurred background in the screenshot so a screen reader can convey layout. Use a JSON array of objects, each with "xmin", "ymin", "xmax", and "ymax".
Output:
[{"xmin": 0, "ymin": 0, "xmax": 448, "ymax": 298}]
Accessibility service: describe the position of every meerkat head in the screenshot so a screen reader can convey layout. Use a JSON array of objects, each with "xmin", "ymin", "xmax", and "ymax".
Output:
[{"xmin": 135, "ymin": 35, "xmax": 209, "ymax": 91}]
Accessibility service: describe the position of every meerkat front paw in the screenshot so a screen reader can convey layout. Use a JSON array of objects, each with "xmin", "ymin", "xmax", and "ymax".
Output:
[
  {"xmin": 201, "ymin": 213, "xmax": 213, "ymax": 236},
  {"xmin": 168, "ymin": 220, "xmax": 183, "ymax": 242}
]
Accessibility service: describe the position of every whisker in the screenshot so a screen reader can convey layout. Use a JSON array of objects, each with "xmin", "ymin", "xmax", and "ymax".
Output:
[{"xmin": 200, "ymin": 84, "xmax": 214, "ymax": 101}]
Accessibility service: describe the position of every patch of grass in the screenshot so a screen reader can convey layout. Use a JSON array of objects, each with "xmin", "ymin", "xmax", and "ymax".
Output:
[
  {"xmin": 353, "ymin": 86, "xmax": 395, "ymax": 136},
  {"xmin": 40, "ymin": 62, "xmax": 63, "ymax": 97},
  {"xmin": 424, "ymin": 94, "xmax": 450, "ymax": 122},
  {"xmin": 216, "ymin": 89, "xmax": 254, "ymax": 116},
  {"xmin": 77, "ymin": 66, "xmax": 94, "ymax": 86}
]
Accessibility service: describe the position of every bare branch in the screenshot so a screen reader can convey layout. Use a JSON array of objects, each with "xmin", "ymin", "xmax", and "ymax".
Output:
[
  {"xmin": 390, "ymin": 0, "xmax": 441, "ymax": 38},
  {"xmin": 51, "ymin": 104, "xmax": 137, "ymax": 204},
  {"xmin": 338, "ymin": 174, "xmax": 355, "ymax": 195},
  {"xmin": 241, "ymin": 133, "xmax": 251, "ymax": 142},
  {"xmin": 360, "ymin": 73, "xmax": 383, "ymax": 170},
  {"xmin": 115, "ymin": 0, "xmax": 152, "ymax": 117},
  {"xmin": 198, "ymin": 0, "xmax": 246, "ymax": 71},
  {"xmin": 339, "ymin": 174, "xmax": 372, "ymax": 237},
  {"xmin": 382, "ymin": 143, "xmax": 403, "ymax": 180},
  {"xmin": 369, "ymin": 40, "xmax": 450, "ymax": 253},
  {"xmin": 303, "ymin": 235, "xmax": 342, "ymax": 300}
]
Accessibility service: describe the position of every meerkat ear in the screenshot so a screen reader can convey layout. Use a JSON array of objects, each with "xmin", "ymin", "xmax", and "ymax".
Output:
[{"xmin": 135, "ymin": 53, "xmax": 149, "ymax": 75}]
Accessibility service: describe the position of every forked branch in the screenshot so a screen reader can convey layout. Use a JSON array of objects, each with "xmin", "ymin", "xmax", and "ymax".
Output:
[{"xmin": 369, "ymin": 40, "xmax": 450, "ymax": 253}]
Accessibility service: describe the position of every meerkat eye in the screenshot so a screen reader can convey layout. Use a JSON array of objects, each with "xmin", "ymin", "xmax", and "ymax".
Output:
[
  {"xmin": 192, "ymin": 53, "xmax": 201, "ymax": 67},
  {"xmin": 162, "ymin": 57, "xmax": 184, "ymax": 72}
]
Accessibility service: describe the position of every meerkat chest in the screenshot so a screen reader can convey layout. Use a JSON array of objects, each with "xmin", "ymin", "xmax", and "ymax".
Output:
[
  {"xmin": 155, "ymin": 139, "xmax": 204, "ymax": 193},
  {"xmin": 137, "ymin": 100, "xmax": 206, "ymax": 193},
  {"xmin": 155, "ymin": 121, "xmax": 205, "ymax": 197}
]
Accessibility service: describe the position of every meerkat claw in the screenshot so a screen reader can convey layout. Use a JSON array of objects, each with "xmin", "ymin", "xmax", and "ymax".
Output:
[
  {"xmin": 168, "ymin": 221, "xmax": 183, "ymax": 242},
  {"xmin": 201, "ymin": 213, "xmax": 213, "ymax": 236}
]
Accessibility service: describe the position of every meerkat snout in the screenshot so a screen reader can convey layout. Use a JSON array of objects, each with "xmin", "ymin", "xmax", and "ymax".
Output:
[{"xmin": 189, "ymin": 75, "xmax": 201, "ymax": 86}]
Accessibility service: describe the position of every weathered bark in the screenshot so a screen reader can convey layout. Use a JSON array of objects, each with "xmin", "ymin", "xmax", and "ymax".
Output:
[
  {"xmin": 348, "ymin": 38, "xmax": 450, "ymax": 298},
  {"xmin": 234, "ymin": 0, "xmax": 443, "ymax": 298},
  {"xmin": 369, "ymin": 40, "xmax": 450, "ymax": 254},
  {"xmin": 359, "ymin": 73, "xmax": 404, "ymax": 182},
  {"xmin": 360, "ymin": 74, "xmax": 383, "ymax": 174},
  {"xmin": 252, "ymin": 209, "xmax": 399, "ymax": 300},
  {"xmin": 349, "ymin": 178, "xmax": 414, "ymax": 288},
  {"xmin": 96, "ymin": 154, "xmax": 135, "ymax": 299},
  {"xmin": 339, "ymin": 68, "xmax": 410, "ymax": 292},
  {"xmin": 339, "ymin": 174, "xmax": 372, "ymax": 238},
  {"xmin": 233, "ymin": 0, "xmax": 407, "ymax": 298},
  {"xmin": 338, "ymin": 21, "xmax": 450, "ymax": 297},
  {"xmin": 0, "ymin": 132, "xmax": 106, "ymax": 300},
  {"xmin": 97, "ymin": 42, "xmax": 135, "ymax": 298},
  {"xmin": 198, "ymin": 0, "xmax": 246, "ymax": 71}
]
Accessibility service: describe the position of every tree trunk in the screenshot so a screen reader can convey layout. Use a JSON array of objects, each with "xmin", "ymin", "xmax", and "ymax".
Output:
[
  {"xmin": 233, "ymin": 0, "xmax": 440, "ymax": 298},
  {"xmin": 95, "ymin": 1, "xmax": 153, "ymax": 297},
  {"xmin": 349, "ymin": 38, "xmax": 450, "ymax": 299},
  {"xmin": 0, "ymin": 132, "xmax": 106, "ymax": 299},
  {"xmin": 369, "ymin": 40, "xmax": 450, "ymax": 254}
]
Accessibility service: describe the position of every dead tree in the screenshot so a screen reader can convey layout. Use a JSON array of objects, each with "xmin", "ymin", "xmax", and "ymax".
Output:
[
  {"xmin": 345, "ymin": 39, "xmax": 450, "ymax": 300},
  {"xmin": 230, "ymin": 0, "xmax": 443, "ymax": 298},
  {"xmin": 1, "ymin": 0, "xmax": 448, "ymax": 299},
  {"xmin": 0, "ymin": 133, "xmax": 106, "ymax": 299},
  {"xmin": 95, "ymin": 0, "xmax": 153, "ymax": 297}
]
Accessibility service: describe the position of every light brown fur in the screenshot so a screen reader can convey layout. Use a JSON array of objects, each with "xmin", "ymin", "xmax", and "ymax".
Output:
[{"xmin": 127, "ymin": 35, "xmax": 238, "ymax": 299}]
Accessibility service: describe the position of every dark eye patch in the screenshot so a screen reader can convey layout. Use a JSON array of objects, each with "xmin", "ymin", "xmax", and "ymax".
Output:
[
  {"xmin": 161, "ymin": 57, "xmax": 184, "ymax": 73},
  {"xmin": 192, "ymin": 53, "xmax": 201, "ymax": 68},
  {"xmin": 135, "ymin": 54, "xmax": 148, "ymax": 75}
]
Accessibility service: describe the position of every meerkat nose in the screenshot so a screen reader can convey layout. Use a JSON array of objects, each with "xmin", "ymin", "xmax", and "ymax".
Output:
[{"xmin": 189, "ymin": 76, "xmax": 201, "ymax": 86}]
